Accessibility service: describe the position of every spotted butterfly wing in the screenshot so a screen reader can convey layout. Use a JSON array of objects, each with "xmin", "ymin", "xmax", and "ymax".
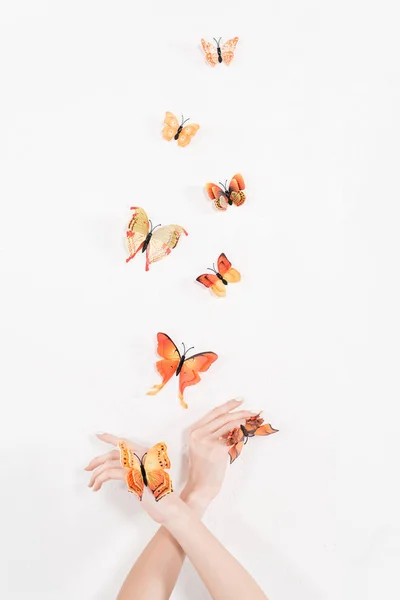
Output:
[
  {"xmin": 201, "ymin": 37, "xmax": 239, "ymax": 67},
  {"xmin": 119, "ymin": 441, "xmax": 173, "ymax": 502}
]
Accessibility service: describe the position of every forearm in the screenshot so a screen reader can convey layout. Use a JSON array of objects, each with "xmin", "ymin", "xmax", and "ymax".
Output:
[
  {"xmin": 163, "ymin": 500, "xmax": 268, "ymax": 600},
  {"xmin": 117, "ymin": 488, "xmax": 209, "ymax": 600}
]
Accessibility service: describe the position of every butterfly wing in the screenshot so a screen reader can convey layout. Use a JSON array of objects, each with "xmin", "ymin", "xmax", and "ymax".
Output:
[
  {"xmin": 126, "ymin": 206, "xmax": 150, "ymax": 263},
  {"xmin": 205, "ymin": 183, "xmax": 229, "ymax": 211},
  {"xmin": 147, "ymin": 332, "xmax": 180, "ymax": 396},
  {"xmin": 229, "ymin": 173, "xmax": 246, "ymax": 206},
  {"xmin": 201, "ymin": 38, "xmax": 219, "ymax": 67},
  {"xmin": 118, "ymin": 441, "xmax": 145, "ymax": 500},
  {"xmin": 243, "ymin": 413, "xmax": 265, "ymax": 437},
  {"xmin": 178, "ymin": 352, "xmax": 218, "ymax": 409},
  {"xmin": 144, "ymin": 442, "xmax": 173, "ymax": 502},
  {"xmin": 227, "ymin": 428, "xmax": 246, "ymax": 464},
  {"xmin": 177, "ymin": 124, "xmax": 200, "ymax": 147},
  {"xmin": 145, "ymin": 225, "xmax": 188, "ymax": 271},
  {"xmin": 196, "ymin": 273, "xmax": 227, "ymax": 297},
  {"xmin": 162, "ymin": 112, "xmax": 180, "ymax": 141},
  {"xmin": 221, "ymin": 37, "xmax": 239, "ymax": 65},
  {"xmin": 254, "ymin": 423, "xmax": 279, "ymax": 436},
  {"xmin": 216, "ymin": 253, "xmax": 241, "ymax": 284}
]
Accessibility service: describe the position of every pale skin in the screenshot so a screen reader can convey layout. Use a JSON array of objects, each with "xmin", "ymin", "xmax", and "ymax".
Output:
[{"xmin": 84, "ymin": 399, "xmax": 269, "ymax": 600}]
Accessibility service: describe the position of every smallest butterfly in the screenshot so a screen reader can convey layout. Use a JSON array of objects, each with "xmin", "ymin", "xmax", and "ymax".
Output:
[
  {"xmin": 225, "ymin": 413, "xmax": 278, "ymax": 464},
  {"xmin": 162, "ymin": 112, "xmax": 200, "ymax": 147},
  {"xmin": 201, "ymin": 37, "xmax": 239, "ymax": 67},
  {"xmin": 197, "ymin": 253, "xmax": 241, "ymax": 297},
  {"xmin": 205, "ymin": 173, "xmax": 246, "ymax": 211}
]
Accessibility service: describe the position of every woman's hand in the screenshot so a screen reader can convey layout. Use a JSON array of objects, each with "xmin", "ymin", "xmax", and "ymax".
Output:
[
  {"xmin": 182, "ymin": 399, "xmax": 256, "ymax": 511},
  {"xmin": 84, "ymin": 434, "xmax": 179, "ymax": 523}
]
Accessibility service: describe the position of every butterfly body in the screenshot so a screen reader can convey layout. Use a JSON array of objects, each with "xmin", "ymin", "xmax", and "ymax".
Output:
[
  {"xmin": 147, "ymin": 332, "xmax": 218, "ymax": 409},
  {"xmin": 217, "ymin": 46, "xmax": 223, "ymax": 63},
  {"xmin": 205, "ymin": 174, "xmax": 246, "ymax": 211},
  {"xmin": 174, "ymin": 125, "xmax": 183, "ymax": 140},
  {"xmin": 197, "ymin": 253, "xmax": 240, "ymax": 297},
  {"xmin": 119, "ymin": 441, "xmax": 173, "ymax": 501},
  {"xmin": 126, "ymin": 207, "xmax": 187, "ymax": 271},
  {"xmin": 140, "ymin": 462, "xmax": 148, "ymax": 486}
]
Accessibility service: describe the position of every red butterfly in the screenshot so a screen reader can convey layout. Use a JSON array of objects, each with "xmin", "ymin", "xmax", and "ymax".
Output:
[
  {"xmin": 225, "ymin": 413, "xmax": 278, "ymax": 463},
  {"xmin": 147, "ymin": 333, "xmax": 218, "ymax": 409}
]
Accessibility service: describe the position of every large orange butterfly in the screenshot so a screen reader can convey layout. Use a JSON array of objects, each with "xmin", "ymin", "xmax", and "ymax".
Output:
[
  {"xmin": 126, "ymin": 206, "xmax": 187, "ymax": 271},
  {"xmin": 201, "ymin": 37, "xmax": 239, "ymax": 67},
  {"xmin": 205, "ymin": 174, "xmax": 246, "ymax": 211},
  {"xmin": 225, "ymin": 413, "xmax": 278, "ymax": 464},
  {"xmin": 119, "ymin": 440, "xmax": 173, "ymax": 502},
  {"xmin": 162, "ymin": 112, "xmax": 200, "ymax": 147},
  {"xmin": 147, "ymin": 332, "xmax": 218, "ymax": 409},
  {"xmin": 196, "ymin": 253, "xmax": 241, "ymax": 297}
]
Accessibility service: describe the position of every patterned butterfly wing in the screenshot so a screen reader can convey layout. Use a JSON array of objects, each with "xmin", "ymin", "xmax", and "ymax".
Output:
[
  {"xmin": 226, "ymin": 427, "xmax": 246, "ymax": 464},
  {"xmin": 221, "ymin": 37, "xmax": 239, "ymax": 65},
  {"xmin": 178, "ymin": 352, "xmax": 218, "ymax": 409},
  {"xmin": 162, "ymin": 112, "xmax": 180, "ymax": 141},
  {"xmin": 147, "ymin": 332, "xmax": 181, "ymax": 396},
  {"xmin": 205, "ymin": 183, "xmax": 229, "ymax": 211},
  {"xmin": 118, "ymin": 441, "xmax": 145, "ymax": 500},
  {"xmin": 229, "ymin": 173, "xmax": 246, "ymax": 206},
  {"xmin": 126, "ymin": 206, "xmax": 150, "ymax": 263},
  {"xmin": 144, "ymin": 442, "xmax": 173, "ymax": 502},
  {"xmin": 196, "ymin": 273, "xmax": 227, "ymax": 297},
  {"xmin": 177, "ymin": 124, "xmax": 200, "ymax": 147},
  {"xmin": 145, "ymin": 224, "xmax": 188, "ymax": 271},
  {"xmin": 201, "ymin": 38, "xmax": 219, "ymax": 67},
  {"xmin": 243, "ymin": 413, "xmax": 265, "ymax": 437}
]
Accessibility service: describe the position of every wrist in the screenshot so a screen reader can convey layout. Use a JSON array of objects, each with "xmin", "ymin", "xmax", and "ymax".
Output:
[{"xmin": 180, "ymin": 485, "xmax": 213, "ymax": 517}]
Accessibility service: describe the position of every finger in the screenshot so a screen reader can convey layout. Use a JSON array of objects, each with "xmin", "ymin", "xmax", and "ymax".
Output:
[
  {"xmin": 88, "ymin": 460, "xmax": 122, "ymax": 487},
  {"xmin": 190, "ymin": 399, "xmax": 243, "ymax": 432},
  {"xmin": 213, "ymin": 418, "xmax": 249, "ymax": 439},
  {"xmin": 92, "ymin": 468, "xmax": 126, "ymax": 492},
  {"xmin": 96, "ymin": 432, "xmax": 121, "ymax": 446},
  {"xmin": 203, "ymin": 410, "xmax": 255, "ymax": 436},
  {"xmin": 84, "ymin": 449, "xmax": 119, "ymax": 471}
]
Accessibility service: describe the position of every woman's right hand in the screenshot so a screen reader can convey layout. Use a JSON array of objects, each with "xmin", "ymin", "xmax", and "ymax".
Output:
[{"xmin": 182, "ymin": 399, "xmax": 256, "ymax": 512}]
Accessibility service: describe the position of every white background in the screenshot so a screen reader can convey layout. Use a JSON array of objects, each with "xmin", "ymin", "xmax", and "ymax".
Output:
[{"xmin": 0, "ymin": 1, "xmax": 399, "ymax": 599}]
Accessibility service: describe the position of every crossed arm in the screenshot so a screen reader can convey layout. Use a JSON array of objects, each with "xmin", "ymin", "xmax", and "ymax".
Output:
[{"xmin": 85, "ymin": 400, "xmax": 268, "ymax": 600}]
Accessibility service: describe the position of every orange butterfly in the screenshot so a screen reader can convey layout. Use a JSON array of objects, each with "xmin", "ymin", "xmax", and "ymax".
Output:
[
  {"xmin": 147, "ymin": 332, "xmax": 218, "ymax": 409},
  {"xmin": 225, "ymin": 413, "xmax": 278, "ymax": 464},
  {"xmin": 205, "ymin": 174, "xmax": 246, "ymax": 211},
  {"xmin": 201, "ymin": 37, "xmax": 239, "ymax": 66},
  {"xmin": 196, "ymin": 253, "xmax": 241, "ymax": 297},
  {"xmin": 126, "ymin": 206, "xmax": 187, "ymax": 271},
  {"xmin": 119, "ymin": 440, "xmax": 173, "ymax": 502},
  {"xmin": 162, "ymin": 112, "xmax": 200, "ymax": 147}
]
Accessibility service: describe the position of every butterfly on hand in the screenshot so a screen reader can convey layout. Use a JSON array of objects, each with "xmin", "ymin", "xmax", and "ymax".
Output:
[
  {"xmin": 205, "ymin": 174, "xmax": 246, "ymax": 211},
  {"xmin": 125, "ymin": 206, "xmax": 187, "ymax": 271},
  {"xmin": 162, "ymin": 112, "xmax": 200, "ymax": 147},
  {"xmin": 147, "ymin": 332, "xmax": 218, "ymax": 409},
  {"xmin": 197, "ymin": 253, "xmax": 241, "ymax": 297},
  {"xmin": 201, "ymin": 37, "xmax": 239, "ymax": 67},
  {"xmin": 225, "ymin": 413, "xmax": 278, "ymax": 464},
  {"xmin": 119, "ymin": 440, "xmax": 173, "ymax": 502}
]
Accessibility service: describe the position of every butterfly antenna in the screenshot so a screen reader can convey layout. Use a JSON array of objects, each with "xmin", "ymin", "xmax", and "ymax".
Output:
[
  {"xmin": 185, "ymin": 346, "xmax": 195, "ymax": 355},
  {"xmin": 207, "ymin": 266, "xmax": 217, "ymax": 274},
  {"xmin": 218, "ymin": 181, "xmax": 228, "ymax": 192},
  {"xmin": 133, "ymin": 452, "xmax": 141, "ymax": 462},
  {"xmin": 151, "ymin": 223, "xmax": 162, "ymax": 232},
  {"xmin": 182, "ymin": 342, "xmax": 186, "ymax": 355},
  {"xmin": 149, "ymin": 219, "xmax": 153, "ymax": 230}
]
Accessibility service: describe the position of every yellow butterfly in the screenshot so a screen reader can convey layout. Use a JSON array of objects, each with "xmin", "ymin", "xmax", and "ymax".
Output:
[
  {"xmin": 162, "ymin": 112, "xmax": 200, "ymax": 147},
  {"xmin": 126, "ymin": 206, "xmax": 187, "ymax": 271},
  {"xmin": 119, "ymin": 441, "xmax": 173, "ymax": 502}
]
